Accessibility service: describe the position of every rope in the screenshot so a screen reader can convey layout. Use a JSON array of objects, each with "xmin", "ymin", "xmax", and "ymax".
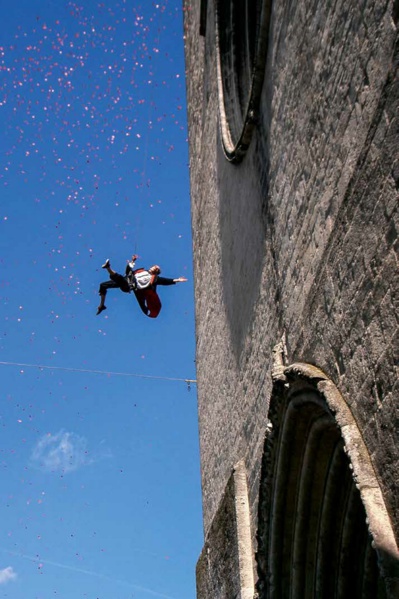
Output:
[
  {"xmin": 134, "ymin": 4, "xmax": 166, "ymax": 253},
  {"xmin": 0, "ymin": 361, "xmax": 197, "ymax": 386},
  {"xmin": 134, "ymin": 99, "xmax": 152, "ymax": 253}
]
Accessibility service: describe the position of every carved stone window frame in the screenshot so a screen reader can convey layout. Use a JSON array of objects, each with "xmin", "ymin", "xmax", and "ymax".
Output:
[
  {"xmin": 214, "ymin": 0, "xmax": 273, "ymax": 163},
  {"xmin": 256, "ymin": 362, "xmax": 399, "ymax": 598}
]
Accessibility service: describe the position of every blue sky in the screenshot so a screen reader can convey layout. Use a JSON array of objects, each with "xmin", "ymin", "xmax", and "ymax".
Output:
[{"xmin": 0, "ymin": 1, "xmax": 202, "ymax": 598}]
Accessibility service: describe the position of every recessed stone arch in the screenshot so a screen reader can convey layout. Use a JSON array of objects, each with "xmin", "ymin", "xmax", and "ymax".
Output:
[
  {"xmin": 256, "ymin": 362, "xmax": 399, "ymax": 599},
  {"xmin": 215, "ymin": 0, "xmax": 273, "ymax": 162}
]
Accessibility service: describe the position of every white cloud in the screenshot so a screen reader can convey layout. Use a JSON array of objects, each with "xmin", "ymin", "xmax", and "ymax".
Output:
[
  {"xmin": 0, "ymin": 566, "xmax": 17, "ymax": 584},
  {"xmin": 30, "ymin": 430, "xmax": 92, "ymax": 474}
]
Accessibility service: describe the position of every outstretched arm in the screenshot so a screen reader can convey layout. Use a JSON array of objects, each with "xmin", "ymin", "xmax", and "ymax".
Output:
[{"xmin": 156, "ymin": 276, "xmax": 188, "ymax": 286}]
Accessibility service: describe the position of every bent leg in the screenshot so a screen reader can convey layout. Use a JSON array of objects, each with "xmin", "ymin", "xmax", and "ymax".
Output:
[
  {"xmin": 133, "ymin": 289, "xmax": 161, "ymax": 318},
  {"xmin": 109, "ymin": 272, "xmax": 130, "ymax": 293},
  {"xmin": 97, "ymin": 274, "xmax": 130, "ymax": 315},
  {"xmin": 97, "ymin": 280, "xmax": 119, "ymax": 314},
  {"xmin": 99, "ymin": 279, "xmax": 120, "ymax": 298},
  {"xmin": 102, "ymin": 259, "xmax": 117, "ymax": 277},
  {"xmin": 134, "ymin": 290, "xmax": 149, "ymax": 316}
]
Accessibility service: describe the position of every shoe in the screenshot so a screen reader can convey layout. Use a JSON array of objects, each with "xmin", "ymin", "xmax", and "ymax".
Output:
[
  {"xmin": 102, "ymin": 259, "xmax": 110, "ymax": 269},
  {"xmin": 96, "ymin": 306, "xmax": 107, "ymax": 315}
]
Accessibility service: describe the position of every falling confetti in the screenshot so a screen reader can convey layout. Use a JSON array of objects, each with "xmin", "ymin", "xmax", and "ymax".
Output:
[{"xmin": 0, "ymin": 2, "xmax": 198, "ymax": 597}]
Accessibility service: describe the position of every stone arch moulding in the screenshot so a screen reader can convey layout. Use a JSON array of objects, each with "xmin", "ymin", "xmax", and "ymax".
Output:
[
  {"xmin": 215, "ymin": 0, "xmax": 273, "ymax": 163},
  {"xmin": 196, "ymin": 460, "xmax": 255, "ymax": 599},
  {"xmin": 256, "ymin": 361, "xmax": 399, "ymax": 599}
]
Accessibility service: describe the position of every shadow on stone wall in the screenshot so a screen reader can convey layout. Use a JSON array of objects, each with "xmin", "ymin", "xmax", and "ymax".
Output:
[
  {"xmin": 218, "ymin": 51, "xmax": 275, "ymax": 361},
  {"xmin": 218, "ymin": 132, "xmax": 270, "ymax": 361}
]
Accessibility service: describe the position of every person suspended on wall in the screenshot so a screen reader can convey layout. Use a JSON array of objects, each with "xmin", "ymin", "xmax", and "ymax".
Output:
[{"xmin": 96, "ymin": 255, "xmax": 187, "ymax": 318}]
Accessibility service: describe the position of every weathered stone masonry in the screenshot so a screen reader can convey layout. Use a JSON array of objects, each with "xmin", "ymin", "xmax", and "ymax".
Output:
[{"xmin": 184, "ymin": 0, "xmax": 399, "ymax": 596}]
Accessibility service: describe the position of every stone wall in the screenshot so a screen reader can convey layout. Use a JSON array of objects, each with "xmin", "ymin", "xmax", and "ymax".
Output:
[{"xmin": 184, "ymin": 0, "xmax": 398, "ymax": 595}]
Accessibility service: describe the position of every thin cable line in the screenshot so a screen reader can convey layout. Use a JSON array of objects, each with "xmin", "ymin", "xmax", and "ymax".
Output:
[{"xmin": 0, "ymin": 361, "xmax": 197, "ymax": 384}]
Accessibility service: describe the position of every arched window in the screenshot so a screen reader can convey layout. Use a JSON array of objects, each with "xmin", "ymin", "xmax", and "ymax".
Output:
[
  {"xmin": 256, "ymin": 363, "xmax": 399, "ymax": 598},
  {"xmin": 215, "ymin": 0, "xmax": 272, "ymax": 162}
]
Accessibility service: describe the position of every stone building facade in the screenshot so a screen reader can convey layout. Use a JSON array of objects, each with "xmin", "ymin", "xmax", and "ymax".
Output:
[{"xmin": 184, "ymin": 0, "xmax": 399, "ymax": 597}]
